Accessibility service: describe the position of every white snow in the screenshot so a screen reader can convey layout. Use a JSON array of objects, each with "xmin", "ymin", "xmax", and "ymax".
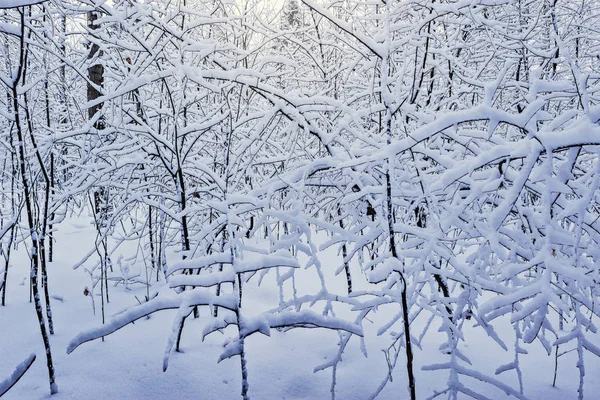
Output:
[
  {"xmin": 1, "ymin": 220, "xmax": 599, "ymax": 399},
  {"xmin": 0, "ymin": 0, "xmax": 46, "ymax": 8}
]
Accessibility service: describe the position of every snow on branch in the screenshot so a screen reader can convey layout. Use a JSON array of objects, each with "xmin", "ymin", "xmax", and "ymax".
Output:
[
  {"xmin": 240, "ymin": 310, "xmax": 363, "ymax": 338},
  {"xmin": 166, "ymin": 252, "xmax": 232, "ymax": 275},
  {"xmin": 67, "ymin": 296, "xmax": 180, "ymax": 354},
  {"xmin": 0, "ymin": 353, "xmax": 36, "ymax": 397},
  {"xmin": 67, "ymin": 290, "xmax": 239, "ymax": 354},
  {"xmin": 422, "ymin": 361, "xmax": 529, "ymax": 400},
  {"xmin": 167, "ymin": 249, "xmax": 299, "ymax": 277},
  {"xmin": 214, "ymin": 311, "xmax": 363, "ymax": 363}
]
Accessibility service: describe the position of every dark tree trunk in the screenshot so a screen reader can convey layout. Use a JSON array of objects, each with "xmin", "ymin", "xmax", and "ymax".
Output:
[
  {"xmin": 1, "ymin": 225, "xmax": 15, "ymax": 306},
  {"xmin": 87, "ymin": 8, "xmax": 110, "ymax": 320},
  {"xmin": 87, "ymin": 10, "xmax": 104, "ymax": 124},
  {"xmin": 385, "ymin": 106, "xmax": 415, "ymax": 400},
  {"xmin": 12, "ymin": 9, "xmax": 57, "ymax": 394},
  {"xmin": 337, "ymin": 208, "xmax": 352, "ymax": 295}
]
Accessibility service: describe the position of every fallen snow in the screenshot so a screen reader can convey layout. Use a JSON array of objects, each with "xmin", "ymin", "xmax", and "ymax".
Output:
[{"xmin": 1, "ymin": 217, "xmax": 599, "ymax": 399}]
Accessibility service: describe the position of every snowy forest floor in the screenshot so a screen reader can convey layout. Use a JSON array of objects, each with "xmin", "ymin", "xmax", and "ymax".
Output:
[{"xmin": 1, "ymin": 215, "xmax": 600, "ymax": 400}]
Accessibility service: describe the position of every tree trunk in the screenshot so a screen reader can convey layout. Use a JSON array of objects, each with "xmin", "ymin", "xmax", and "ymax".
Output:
[{"xmin": 12, "ymin": 9, "xmax": 57, "ymax": 394}]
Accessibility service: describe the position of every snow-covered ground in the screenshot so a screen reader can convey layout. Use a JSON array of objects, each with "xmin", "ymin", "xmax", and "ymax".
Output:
[{"xmin": 1, "ymin": 216, "xmax": 599, "ymax": 399}]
